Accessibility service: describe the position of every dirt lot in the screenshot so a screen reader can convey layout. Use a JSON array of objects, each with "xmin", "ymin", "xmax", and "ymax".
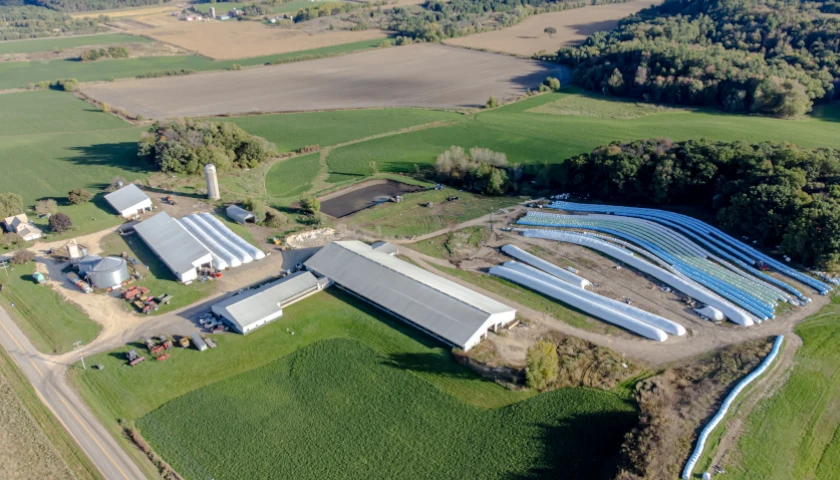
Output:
[
  {"xmin": 444, "ymin": 0, "xmax": 663, "ymax": 56},
  {"xmin": 124, "ymin": 12, "xmax": 388, "ymax": 60},
  {"xmin": 321, "ymin": 179, "xmax": 424, "ymax": 218},
  {"xmin": 82, "ymin": 44, "xmax": 569, "ymax": 119}
]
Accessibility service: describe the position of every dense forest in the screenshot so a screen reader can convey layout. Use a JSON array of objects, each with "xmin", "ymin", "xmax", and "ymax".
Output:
[
  {"xmin": 555, "ymin": 0, "xmax": 840, "ymax": 117},
  {"xmin": 384, "ymin": 0, "xmax": 626, "ymax": 42},
  {"xmin": 0, "ymin": 5, "xmax": 104, "ymax": 40},
  {"xmin": 138, "ymin": 121, "xmax": 274, "ymax": 175},
  {"xmin": 561, "ymin": 138, "xmax": 840, "ymax": 269}
]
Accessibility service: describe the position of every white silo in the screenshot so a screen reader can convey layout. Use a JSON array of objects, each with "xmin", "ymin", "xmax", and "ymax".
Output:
[{"xmin": 205, "ymin": 164, "xmax": 220, "ymax": 200}]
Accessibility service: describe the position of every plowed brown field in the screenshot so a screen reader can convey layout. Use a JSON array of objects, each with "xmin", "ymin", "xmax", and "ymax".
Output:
[{"xmin": 82, "ymin": 44, "xmax": 569, "ymax": 119}]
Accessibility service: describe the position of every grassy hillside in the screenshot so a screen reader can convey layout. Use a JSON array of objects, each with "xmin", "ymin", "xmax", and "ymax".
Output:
[
  {"xmin": 0, "ymin": 33, "xmax": 150, "ymax": 56},
  {"xmin": 0, "ymin": 263, "xmax": 101, "ymax": 354},
  {"xmin": 0, "ymin": 38, "xmax": 385, "ymax": 90},
  {"xmin": 719, "ymin": 299, "xmax": 840, "ymax": 479},
  {"xmin": 139, "ymin": 338, "xmax": 635, "ymax": 480},
  {"xmin": 323, "ymin": 90, "xmax": 840, "ymax": 179}
]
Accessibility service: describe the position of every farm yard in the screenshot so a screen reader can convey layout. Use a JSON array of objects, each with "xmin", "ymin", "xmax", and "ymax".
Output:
[
  {"xmin": 444, "ymin": 0, "xmax": 662, "ymax": 56},
  {"xmin": 70, "ymin": 291, "xmax": 635, "ymax": 480},
  {"xmin": 80, "ymin": 44, "xmax": 569, "ymax": 119}
]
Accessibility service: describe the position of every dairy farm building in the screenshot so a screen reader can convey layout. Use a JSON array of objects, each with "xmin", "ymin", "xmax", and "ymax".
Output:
[
  {"xmin": 133, "ymin": 212, "xmax": 213, "ymax": 283},
  {"xmin": 304, "ymin": 241, "xmax": 516, "ymax": 351}
]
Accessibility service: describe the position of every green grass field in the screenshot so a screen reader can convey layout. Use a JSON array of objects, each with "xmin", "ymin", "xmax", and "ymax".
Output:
[
  {"xmin": 0, "ymin": 33, "xmax": 150, "ymax": 56},
  {"xmin": 0, "ymin": 90, "xmax": 129, "ymax": 136},
  {"xmin": 264, "ymin": 153, "xmax": 321, "ymax": 198},
  {"xmin": 407, "ymin": 226, "xmax": 487, "ymax": 259},
  {"xmin": 0, "ymin": 263, "xmax": 101, "ymax": 354},
  {"xmin": 717, "ymin": 300, "xmax": 840, "ymax": 479},
  {"xmin": 138, "ymin": 338, "xmax": 635, "ymax": 480},
  {"xmin": 0, "ymin": 38, "xmax": 385, "ymax": 90},
  {"xmin": 228, "ymin": 108, "xmax": 461, "ymax": 152},
  {"xmin": 324, "ymin": 90, "xmax": 840, "ymax": 178},
  {"xmin": 0, "ymin": 92, "xmax": 145, "ymax": 207}
]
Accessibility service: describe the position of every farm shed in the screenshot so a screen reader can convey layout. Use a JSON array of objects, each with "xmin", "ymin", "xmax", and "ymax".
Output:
[
  {"xmin": 226, "ymin": 205, "xmax": 255, "ymax": 224},
  {"xmin": 304, "ymin": 241, "xmax": 516, "ymax": 351},
  {"xmin": 371, "ymin": 241, "xmax": 398, "ymax": 256},
  {"xmin": 78, "ymin": 255, "xmax": 130, "ymax": 289},
  {"xmin": 104, "ymin": 184, "xmax": 152, "ymax": 219},
  {"xmin": 133, "ymin": 212, "xmax": 213, "ymax": 283},
  {"xmin": 3, "ymin": 213, "xmax": 42, "ymax": 241},
  {"xmin": 211, "ymin": 271, "xmax": 325, "ymax": 334}
]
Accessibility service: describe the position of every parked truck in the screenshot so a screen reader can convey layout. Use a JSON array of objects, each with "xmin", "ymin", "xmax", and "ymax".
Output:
[{"xmin": 66, "ymin": 272, "xmax": 92, "ymax": 294}]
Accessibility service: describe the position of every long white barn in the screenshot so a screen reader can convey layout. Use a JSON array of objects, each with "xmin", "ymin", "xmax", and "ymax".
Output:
[{"xmin": 304, "ymin": 241, "xmax": 516, "ymax": 351}]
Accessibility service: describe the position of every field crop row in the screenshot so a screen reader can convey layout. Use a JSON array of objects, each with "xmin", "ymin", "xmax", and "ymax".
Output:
[
  {"xmin": 138, "ymin": 338, "xmax": 636, "ymax": 480},
  {"xmin": 0, "ymin": 38, "xmax": 385, "ymax": 90}
]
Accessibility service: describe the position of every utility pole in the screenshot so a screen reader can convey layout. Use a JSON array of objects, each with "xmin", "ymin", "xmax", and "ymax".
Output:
[
  {"xmin": 0, "ymin": 260, "xmax": 9, "ymax": 279},
  {"xmin": 73, "ymin": 341, "xmax": 85, "ymax": 370}
]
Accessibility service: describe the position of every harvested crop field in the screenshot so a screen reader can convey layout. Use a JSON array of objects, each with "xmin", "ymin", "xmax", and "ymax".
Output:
[
  {"xmin": 320, "ymin": 179, "xmax": 424, "ymax": 217},
  {"xmin": 444, "ymin": 0, "xmax": 662, "ymax": 56},
  {"xmin": 133, "ymin": 15, "xmax": 388, "ymax": 60},
  {"xmin": 82, "ymin": 44, "xmax": 568, "ymax": 119}
]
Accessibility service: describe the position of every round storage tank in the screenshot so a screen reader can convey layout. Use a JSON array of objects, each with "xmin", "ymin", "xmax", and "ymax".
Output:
[
  {"xmin": 87, "ymin": 256, "xmax": 130, "ymax": 289},
  {"xmin": 77, "ymin": 255, "xmax": 103, "ymax": 275}
]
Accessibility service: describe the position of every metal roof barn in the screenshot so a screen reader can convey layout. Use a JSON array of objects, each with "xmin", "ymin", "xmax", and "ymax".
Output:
[
  {"xmin": 133, "ymin": 212, "xmax": 213, "ymax": 283},
  {"xmin": 78, "ymin": 255, "xmax": 130, "ymax": 289},
  {"xmin": 104, "ymin": 184, "xmax": 152, "ymax": 218},
  {"xmin": 304, "ymin": 241, "xmax": 516, "ymax": 351},
  {"xmin": 226, "ymin": 205, "xmax": 256, "ymax": 224},
  {"xmin": 371, "ymin": 241, "xmax": 398, "ymax": 256},
  {"xmin": 211, "ymin": 271, "xmax": 323, "ymax": 334}
]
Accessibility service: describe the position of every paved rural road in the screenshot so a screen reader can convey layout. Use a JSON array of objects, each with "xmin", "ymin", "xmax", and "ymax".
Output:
[{"xmin": 0, "ymin": 306, "xmax": 146, "ymax": 480}]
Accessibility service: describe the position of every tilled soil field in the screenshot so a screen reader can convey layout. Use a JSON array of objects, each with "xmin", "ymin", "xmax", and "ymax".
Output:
[
  {"xmin": 81, "ymin": 44, "xmax": 569, "ymax": 119},
  {"xmin": 444, "ymin": 0, "xmax": 663, "ymax": 56}
]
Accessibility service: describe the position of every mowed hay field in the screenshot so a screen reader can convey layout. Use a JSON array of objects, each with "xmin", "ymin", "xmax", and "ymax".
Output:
[
  {"xmin": 139, "ymin": 339, "xmax": 635, "ymax": 480},
  {"xmin": 445, "ymin": 0, "xmax": 662, "ymax": 56},
  {"xmin": 81, "ymin": 44, "xmax": 569, "ymax": 119},
  {"xmin": 0, "ymin": 92, "xmax": 145, "ymax": 206},
  {"xmin": 714, "ymin": 300, "xmax": 840, "ymax": 479}
]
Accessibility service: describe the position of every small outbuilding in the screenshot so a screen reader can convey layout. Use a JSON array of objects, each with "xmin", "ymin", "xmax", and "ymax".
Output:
[
  {"xmin": 104, "ymin": 184, "xmax": 152, "ymax": 219},
  {"xmin": 226, "ymin": 205, "xmax": 256, "ymax": 224},
  {"xmin": 211, "ymin": 271, "xmax": 324, "ymax": 334},
  {"xmin": 3, "ymin": 213, "xmax": 42, "ymax": 241},
  {"xmin": 370, "ymin": 241, "xmax": 398, "ymax": 256},
  {"xmin": 133, "ymin": 212, "xmax": 213, "ymax": 283}
]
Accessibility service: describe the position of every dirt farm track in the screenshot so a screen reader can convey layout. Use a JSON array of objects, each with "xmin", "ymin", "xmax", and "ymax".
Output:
[{"xmin": 81, "ymin": 44, "xmax": 570, "ymax": 119}]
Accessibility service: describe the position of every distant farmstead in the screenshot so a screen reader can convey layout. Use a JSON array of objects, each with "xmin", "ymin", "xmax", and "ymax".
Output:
[{"xmin": 104, "ymin": 184, "xmax": 152, "ymax": 219}]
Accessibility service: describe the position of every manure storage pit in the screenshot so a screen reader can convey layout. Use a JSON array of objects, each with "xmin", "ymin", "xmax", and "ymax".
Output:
[{"xmin": 320, "ymin": 180, "xmax": 423, "ymax": 218}]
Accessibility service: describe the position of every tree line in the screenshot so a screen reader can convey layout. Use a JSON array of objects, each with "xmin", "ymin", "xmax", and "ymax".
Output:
[
  {"xmin": 553, "ymin": 0, "xmax": 840, "ymax": 118},
  {"xmin": 561, "ymin": 138, "xmax": 840, "ymax": 269},
  {"xmin": 138, "ymin": 120, "xmax": 274, "ymax": 175},
  {"xmin": 5, "ymin": 0, "xmax": 169, "ymax": 13},
  {"xmin": 0, "ymin": 5, "xmax": 104, "ymax": 40}
]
